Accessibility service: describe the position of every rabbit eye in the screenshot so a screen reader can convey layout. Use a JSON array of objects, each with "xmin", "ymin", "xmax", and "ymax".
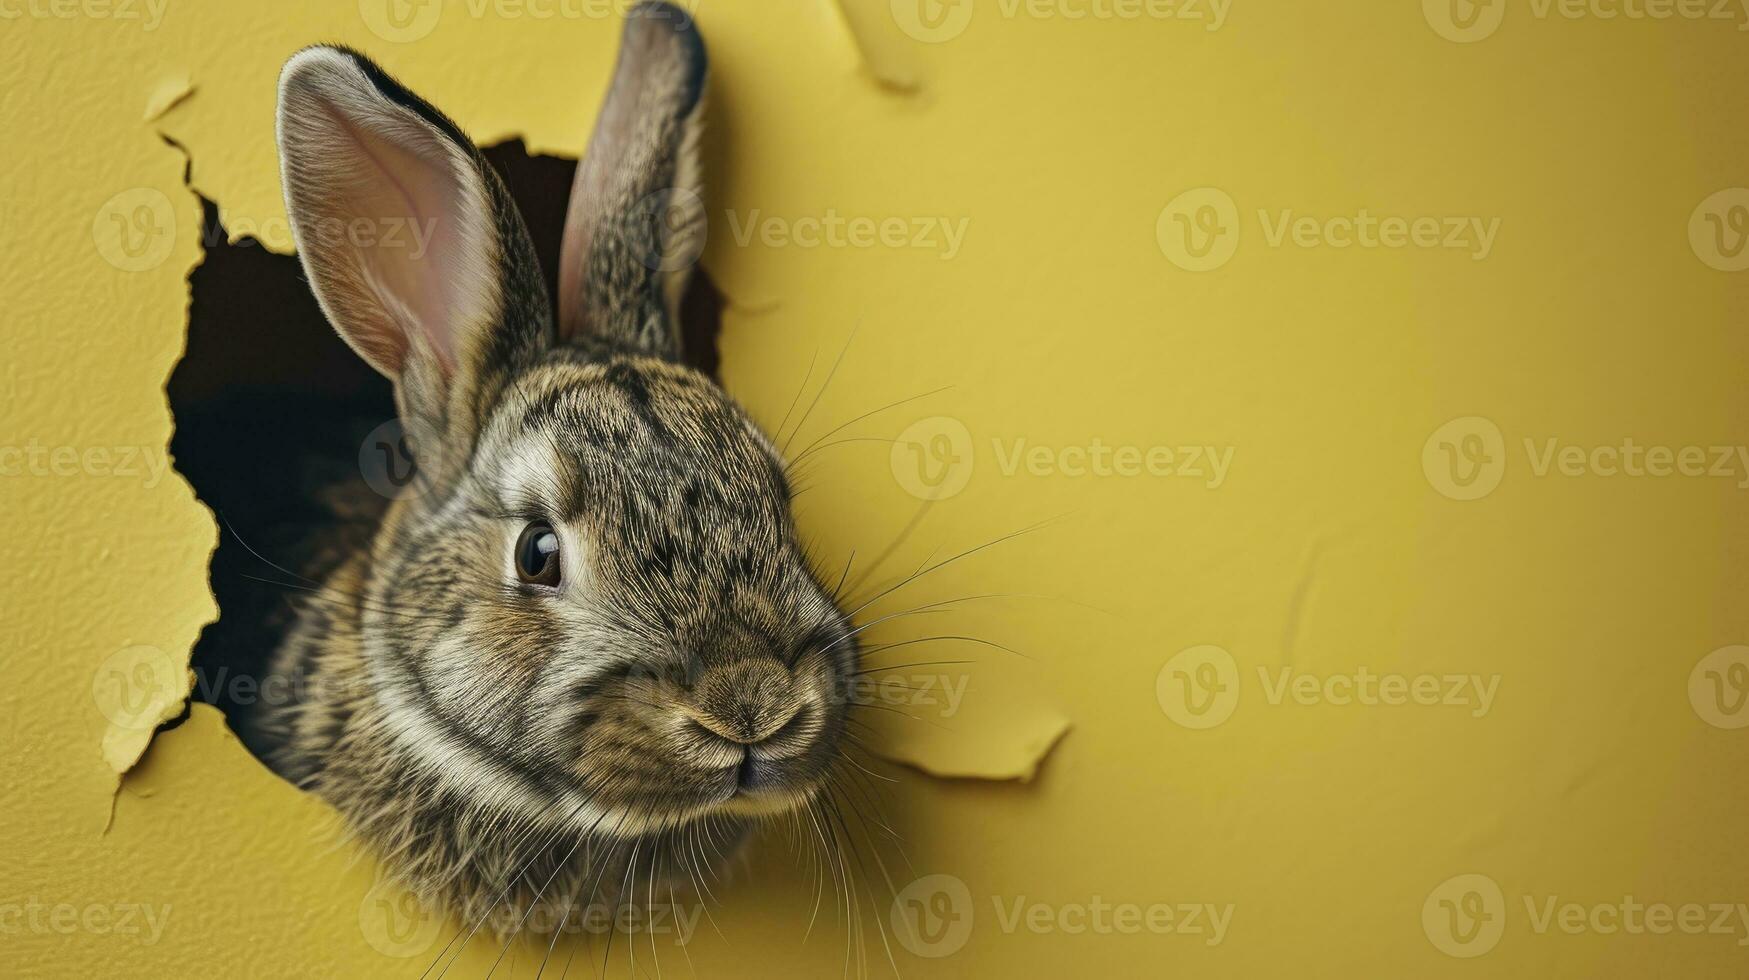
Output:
[{"xmin": 515, "ymin": 521, "xmax": 562, "ymax": 587}]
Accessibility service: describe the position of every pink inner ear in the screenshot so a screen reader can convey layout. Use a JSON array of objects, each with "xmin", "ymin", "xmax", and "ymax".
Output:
[
  {"xmin": 280, "ymin": 55, "xmax": 498, "ymax": 384},
  {"xmin": 323, "ymin": 107, "xmax": 464, "ymax": 374}
]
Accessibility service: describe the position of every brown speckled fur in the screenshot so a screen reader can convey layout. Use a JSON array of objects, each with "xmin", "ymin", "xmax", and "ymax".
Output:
[{"xmin": 258, "ymin": 4, "xmax": 857, "ymax": 933}]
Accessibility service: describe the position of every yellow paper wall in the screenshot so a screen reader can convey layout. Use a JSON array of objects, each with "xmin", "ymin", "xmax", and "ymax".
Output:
[{"xmin": 4, "ymin": 0, "xmax": 1749, "ymax": 975}]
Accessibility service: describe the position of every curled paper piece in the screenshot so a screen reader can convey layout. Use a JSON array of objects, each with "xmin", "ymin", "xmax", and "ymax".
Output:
[
  {"xmin": 856, "ymin": 659, "xmax": 1071, "ymax": 782},
  {"xmin": 144, "ymin": 74, "xmax": 193, "ymax": 122}
]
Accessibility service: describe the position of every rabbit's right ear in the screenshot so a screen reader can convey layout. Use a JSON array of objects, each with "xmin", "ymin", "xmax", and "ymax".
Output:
[
  {"xmin": 558, "ymin": 2, "xmax": 709, "ymax": 360},
  {"xmin": 276, "ymin": 46, "xmax": 551, "ymax": 456}
]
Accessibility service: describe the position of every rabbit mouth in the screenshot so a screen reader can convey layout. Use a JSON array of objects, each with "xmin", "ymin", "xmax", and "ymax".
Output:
[
  {"xmin": 694, "ymin": 753, "xmax": 818, "ymax": 808},
  {"xmin": 713, "ymin": 774, "xmax": 821, "ymax": 818},
  {"xmin": 581, "ymin": 770, "xmax": 820, "ymax": 831},
  {"xmin": 726, "ymin": 752, "xmax": 798, "ymax": 797},
  {"xmin": 554, "ymin": 721, "xmax": 837, "ymax": 828}
]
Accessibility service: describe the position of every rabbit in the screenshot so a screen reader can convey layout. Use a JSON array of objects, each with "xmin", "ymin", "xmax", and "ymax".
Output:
[{"xmin": 257, "ymin": 2, "xmax": 858, "ymax": 934}]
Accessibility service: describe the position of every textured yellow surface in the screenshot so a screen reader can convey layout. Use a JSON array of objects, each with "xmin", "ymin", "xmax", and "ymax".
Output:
[{"xmin": 5, "ymin": 0, "xmax": 1749, "ymax": 975}]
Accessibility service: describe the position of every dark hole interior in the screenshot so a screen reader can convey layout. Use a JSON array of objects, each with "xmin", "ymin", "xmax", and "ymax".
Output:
[{"xmin": 168, "ymin": 140, "xmax": 723, "ymax": 760}]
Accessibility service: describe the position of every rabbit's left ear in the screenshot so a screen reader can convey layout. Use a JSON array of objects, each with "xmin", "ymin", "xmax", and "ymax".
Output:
[
  {"xmin": 558, "ymin": 2, "xmax": 709, "ymax": 360},
  {"xmin": 276, "ymin": 46, "xmax": 551, "ymax": 451}
]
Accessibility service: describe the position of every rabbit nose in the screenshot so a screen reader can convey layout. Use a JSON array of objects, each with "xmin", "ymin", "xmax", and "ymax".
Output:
[{"xmin": 690, "ymin": 660, "xmax": 804, "ymax": 746}]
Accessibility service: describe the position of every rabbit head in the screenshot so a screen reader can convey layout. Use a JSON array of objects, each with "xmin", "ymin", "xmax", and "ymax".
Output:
[{"xmin": 274, "ymin": 3, "xmax": 853, "ymax": 840}]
